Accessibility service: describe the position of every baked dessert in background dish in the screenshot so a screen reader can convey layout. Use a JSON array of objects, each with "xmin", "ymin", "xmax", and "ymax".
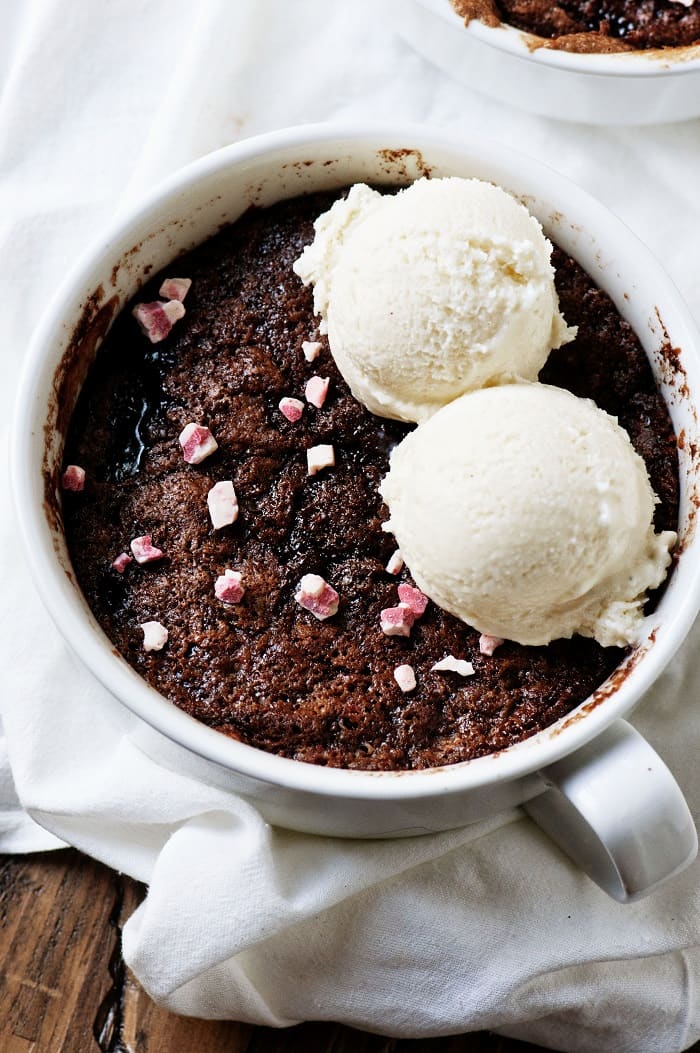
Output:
[
  {"xmin": 61, "ymin": 183, "xmax": 679, "ymax": 771},
  {"xmin": 451, "ymin": 0, "xmax": 700, "ymax": 52},
  {"xmin": 297, "ymin": 178, "xmax": 675, "ymax": 650}
]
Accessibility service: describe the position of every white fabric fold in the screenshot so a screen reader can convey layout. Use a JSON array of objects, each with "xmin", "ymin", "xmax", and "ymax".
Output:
[{"xmin": 3, "ymin": 1, "xmax": 700, "ymax": 1048}]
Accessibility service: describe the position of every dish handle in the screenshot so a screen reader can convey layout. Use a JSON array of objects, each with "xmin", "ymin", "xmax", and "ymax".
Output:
[{"xmin": 524, "ymin": 719, "xmax": 697, "ymax": 901}]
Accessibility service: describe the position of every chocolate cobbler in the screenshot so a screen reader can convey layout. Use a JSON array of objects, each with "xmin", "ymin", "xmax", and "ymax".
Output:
[
  {"xmin": 452, "ymin": 0, "xmax": 700, "ymax": 52},
  {"xmin": 61, "ymin": 189, "xmax": 678, "ymax": 771}
]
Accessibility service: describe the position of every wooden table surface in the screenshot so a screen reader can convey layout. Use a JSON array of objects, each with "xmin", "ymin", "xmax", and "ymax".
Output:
[{"xmin": 2, "ymin": 850, "xmax": 697, "ymax": 1053}]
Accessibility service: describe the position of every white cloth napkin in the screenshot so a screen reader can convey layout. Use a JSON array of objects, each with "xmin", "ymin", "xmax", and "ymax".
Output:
[{"xmin": 3, "ymin": 1, "xmax": 700, "ymax": 1049}]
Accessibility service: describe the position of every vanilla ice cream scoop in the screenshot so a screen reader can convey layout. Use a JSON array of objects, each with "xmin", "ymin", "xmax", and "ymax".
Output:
[
  {"xmin": 293, "ymin": 178, "xmax": 575, "ymax": 423},
  {"xmin": 380, "ymin": 384, "xmax": 676, "ymax": 647}
]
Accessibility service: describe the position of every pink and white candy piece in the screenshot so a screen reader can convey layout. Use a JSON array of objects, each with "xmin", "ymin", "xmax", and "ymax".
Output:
[
  {"xmin": 112, "ymin": 552, "xmax": 133, "ymax": 574},
  {"xmin": 302, "ymin": 340, "xmax": 322, "ymax": 363},
  {"xmin": 380, "ymin": 605, "xmax": 415, "ymax": 638},
  {"xmin": 279, "ymin": 397, "xmax": 305, "ymax": 423},
  {"xmin": 179, "ymin": 422, "xmax": 218, "ymax": 464},
  {"xmin": 394, "ymin": 664, "xmax": 416, "ymax": 693},
  {"xmin": 397, "ymin": 584, "xmax": 428, "ymax": 618},
  {"xmin": 307, "ymin": 444, "xmax": 335, "ymax": 476},
  {"xmin": 215, "ymin": 569, "xmax": 245, "ymax": 604},
  {"xmin": 479, "ymin": 633, "xmax": 505, "ymax": 656},
  {"xmin": 141, "ymin": 620, "xmax": 168, "ymax": 652},
  {"xmin": 305, "ymin": 376, "xmax": 330, "ymax": 409},
  {"xmin": 159, "ymin": 277, "xmax": 192, "ymax": 302},
  {"xmin": 130, "ymin": 535, "xmax": 164, "ymax": 564},
  {"xmin": 207, "ymin": 480, "xmax": 238, "ymax": 529},
  {"xmin": 385, "ymin": 550, "xmax": 404, "ymax": 575},
  {"xmin": 431, "ymin": 655, "xmax": 475, "ymax": 677},
  {"xmin": 61, "ymin": 465, "xmax": 85, "ymax": 492},
  {"xmin": 295, "ymin": 574, "xmax": 339, "ymax": 621},
  {"xmin": 132, "ymin": 300, "xmax": 185, "ymax": 343}
]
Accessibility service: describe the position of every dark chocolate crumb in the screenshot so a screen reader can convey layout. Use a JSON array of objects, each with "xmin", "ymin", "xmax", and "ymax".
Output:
[{"xmin": 63, "ymin": 191, "xmax": 678, "ymax": 771}]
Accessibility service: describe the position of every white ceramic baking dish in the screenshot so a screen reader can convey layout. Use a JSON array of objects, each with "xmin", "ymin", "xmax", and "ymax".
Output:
[
  {"xmin": 12, "ymin": 124, "xmax": 700, "ymax": 900},
  {"xmin": 398, "ymin": 0, "xmax": 700, "ymax": 124}
]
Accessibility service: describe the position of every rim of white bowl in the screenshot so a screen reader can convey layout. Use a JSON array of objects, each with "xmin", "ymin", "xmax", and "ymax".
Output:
[
  {"xmin": 416, "ymin": 0, "xmax": 700, "ymax": 76},
  {"xmin": 12, "ymin": 121, "xmax": 700, "ymax": 802}
]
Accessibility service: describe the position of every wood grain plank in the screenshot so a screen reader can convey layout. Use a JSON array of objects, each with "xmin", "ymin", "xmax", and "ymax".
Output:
[
  {"xmin": 0, "ymin": 851, "xmax": 118, "ymax": 1053},
  {"xmin": 2, "ymin": 851, "xmax": 698, "ymax": 1053}
]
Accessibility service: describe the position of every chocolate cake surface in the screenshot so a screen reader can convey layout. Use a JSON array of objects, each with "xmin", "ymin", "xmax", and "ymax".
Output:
[
  {"xmin": 62, "ymin": 190, "xmax": 678, "ymax": 771},
  {"xmin": 452, "ymin": 0, "xmax": 700, "ymax": 51}
]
